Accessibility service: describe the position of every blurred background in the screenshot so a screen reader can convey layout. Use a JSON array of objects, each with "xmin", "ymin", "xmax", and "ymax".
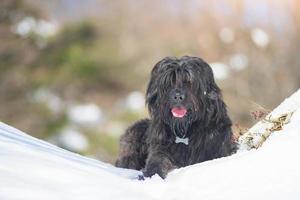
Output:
[{"xmin": 1, "ymin": 0, "xmax": 299, "ymax": 163}]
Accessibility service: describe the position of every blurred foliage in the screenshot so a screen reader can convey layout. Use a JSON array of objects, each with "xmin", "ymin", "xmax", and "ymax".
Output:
[
  {"xmin": 88, "ymin": 130, "xmax": 119, "ymax": 163},
  {"xmin": 33, "ymin": 22, "xmax": 105, "ymax": 86},
  {"xmin": 0, "ymin": 0, "xmax": 39, "ymax": 69}
]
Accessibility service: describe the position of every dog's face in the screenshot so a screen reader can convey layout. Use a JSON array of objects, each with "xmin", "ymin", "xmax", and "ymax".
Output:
[{"xmin": 146, "ymin": 56, "xmax": 225, "ymax": 133}]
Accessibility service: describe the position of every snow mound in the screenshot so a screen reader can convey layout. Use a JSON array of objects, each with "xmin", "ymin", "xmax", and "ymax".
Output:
[{"xmin": 1, "ymin": 89, "xmax": 300, "ymax": 200}]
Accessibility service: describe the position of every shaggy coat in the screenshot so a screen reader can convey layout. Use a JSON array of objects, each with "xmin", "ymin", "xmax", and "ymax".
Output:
[{"xmin": 116, "ymin": 56, "xmax": 237, "ymax": 179}]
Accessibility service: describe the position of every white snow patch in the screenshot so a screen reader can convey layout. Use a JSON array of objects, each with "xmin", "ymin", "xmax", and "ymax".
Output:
[
  {"xmin": 124, "ymin": 91, "xmax": 145, "ymax": 112},
  {"xmin": 251, "ymin": 28, "xmax": 270, "ymax": 48},
  {"xmin": 210, "ymin": 62, "xmax": 230, "ymax": 80},
  {"xmin": 56, "ymin": 128, "xmax": 89, "ymax": 152},
  {"xmin": 14, "ymin": 17, "xmax": 58, "ymax": 37},
  {"xmin": 67, "ymin": 103, "xmax": 103, "ymax": 126},
  {"xmin": 229, "ymin": 53, "xmax": 248, "ymax": 71},
  {"xmin": 219, "ymin": 27, "xmax": 235, "ymax": 43},
  {"xmin": 34, "ymin": 20, "xmax": 58, "ymax": 37},
  {"xmin": 31, "ymin": 88, "xmax": 63, "ymax": 114},
  {"xmin": 1, "ymin": 89, "xmax": 300, "ymax": 200},
  {"xmin": 14, "ymin": 17, "xmax": 36, "ymax": 36}
]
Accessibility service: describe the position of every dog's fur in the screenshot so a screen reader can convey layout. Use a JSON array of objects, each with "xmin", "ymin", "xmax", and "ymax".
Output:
[{"xmin": 116, "ymin": 56, "xmax": 237, "ymax": 179}]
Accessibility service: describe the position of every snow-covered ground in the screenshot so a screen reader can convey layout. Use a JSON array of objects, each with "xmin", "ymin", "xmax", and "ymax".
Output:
[{"xmin": 1, "ymin": 89, "xmax": 300, "ymax": 200}]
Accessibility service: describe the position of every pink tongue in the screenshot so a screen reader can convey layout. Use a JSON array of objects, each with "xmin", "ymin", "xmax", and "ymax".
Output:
[{"xmin": 171, "ymin": 107, "xmax": 187, "ymax": 118}]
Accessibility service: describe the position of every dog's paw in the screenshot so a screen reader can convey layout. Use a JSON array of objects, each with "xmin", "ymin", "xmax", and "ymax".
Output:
[
  {"xmin": 137, "ymin": 175, "xmax": 145, "ymax": 180},
  {"xmin": 142, "ymin": 168, "xmax": 156, "ymax": 178},
  {"xmin": 142, "ymin": 168, "xmax": 165, "ymax": 179}
]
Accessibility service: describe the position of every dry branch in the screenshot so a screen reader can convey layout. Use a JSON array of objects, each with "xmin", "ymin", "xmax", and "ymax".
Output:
[{"xmin": 238, "ymin": 89, "xmax": 300, "ymax": 150}]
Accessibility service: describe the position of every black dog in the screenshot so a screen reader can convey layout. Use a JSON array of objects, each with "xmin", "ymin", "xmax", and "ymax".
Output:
[{"xmin": 116, "ymin": 56, "xmax": 237, "ymax": 179}]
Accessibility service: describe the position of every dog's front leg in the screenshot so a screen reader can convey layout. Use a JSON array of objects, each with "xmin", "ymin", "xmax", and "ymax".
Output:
[{"xmin": 143, "ymin": 152, "xmax": 173, "ymax": 179}]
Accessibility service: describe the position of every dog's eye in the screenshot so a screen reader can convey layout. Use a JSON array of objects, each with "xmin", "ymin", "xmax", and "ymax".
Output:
[{"xmin": 183, "ymin": 80, "xmax": 191, "ymax": 87}]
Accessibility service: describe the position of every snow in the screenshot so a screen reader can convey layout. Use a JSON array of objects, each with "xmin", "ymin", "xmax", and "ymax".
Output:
[
  {"xmin": 30, "ymin": 88, "xmax": 63, "ymax": 114},
  {"xmin": 56, "ymin": 127, "xmax": 89, "ymax": 152},
  {"xmin": 1, "ymin": 89, "xmax": 300, "ymax": 200},
  {"xmin": 229, "ymin": 53, "xmax": 248, "ymax": 71},
  {"xmin": 14, "ymin": 17, "xmax": 36, "ymax": 36},
  {"xmin": 219, "ymin": 27, "xmax": 235, "ymax": 44},
  {"xmin": 124, "ymin": 91, "xmax": 145, "ymax": 112},
  {"xmin": 210, "ymin": 62, "xmax": 230, "ymax": 80},
  {"xmin": 67, "ymin": 103, "xmax": 104, "ymax": 126},
  {"xmin": 251, "ymin": 28, "xmax": 270, "ymax": 47},
  {"xmin": 14, "ymin": 17, "xmax": 58, "ymax": 38}
]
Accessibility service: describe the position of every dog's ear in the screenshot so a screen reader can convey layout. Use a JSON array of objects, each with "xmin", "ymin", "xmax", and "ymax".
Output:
[
  {"xmin": 146, "ymin": 58, "xmax": 168, "ymax": 107},
  {"xmin": 146, "ymin": 76, "xmax": 158, "ymax": 106},
  {"xmin": 204, "ymin": 68, "xmax": 231, "ymax": 126}
]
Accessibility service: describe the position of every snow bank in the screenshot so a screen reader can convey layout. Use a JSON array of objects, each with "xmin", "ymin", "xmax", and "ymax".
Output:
[{"xmin": 1, "ymin": 89, "xmax": 300, "ymax": 200}]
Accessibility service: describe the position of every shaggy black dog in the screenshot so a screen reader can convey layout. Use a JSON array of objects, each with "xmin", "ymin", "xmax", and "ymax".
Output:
[{"xmin": 116, "ymin": 56, "xmax": 237, "ymax": 179}]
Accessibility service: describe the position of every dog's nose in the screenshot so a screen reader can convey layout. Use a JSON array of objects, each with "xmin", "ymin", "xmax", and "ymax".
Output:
[{"xmin": 173, "ymin": 92, "xmax": 185, "ymax": 103}]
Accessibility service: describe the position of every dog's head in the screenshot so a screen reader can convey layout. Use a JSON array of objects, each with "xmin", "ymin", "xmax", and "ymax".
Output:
[{"xmin": 146, "ymin": 56, "xmax": 228, "ymax": 132}]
